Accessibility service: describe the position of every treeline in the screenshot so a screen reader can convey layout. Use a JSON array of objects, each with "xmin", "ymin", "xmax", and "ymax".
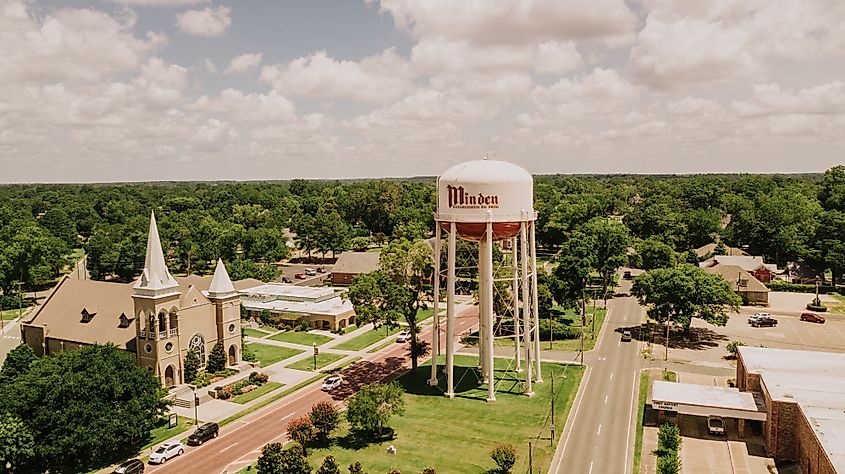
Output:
[{"xmin": 2, "ymin": 167, "xmax": 845, "ymax": 296}]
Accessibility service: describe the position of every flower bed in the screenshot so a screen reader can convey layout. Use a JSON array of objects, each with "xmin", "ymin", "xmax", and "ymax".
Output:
[
  {"xmin": 192, "ymin": 368, "xmax": 238, "ymax": 388},
  {"xmin": 213, "ymin": 371, "xmax": 270, "ymax": 400}
]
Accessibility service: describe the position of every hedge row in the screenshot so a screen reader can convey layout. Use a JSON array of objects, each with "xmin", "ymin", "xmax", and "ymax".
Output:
[{"xmin": 766, "ymin": 281, "xmax": 839, "ymax": 294}]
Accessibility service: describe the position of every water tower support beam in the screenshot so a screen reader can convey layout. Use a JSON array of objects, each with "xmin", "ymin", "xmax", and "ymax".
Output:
[
  {"xmin": 484, "ymin": 220, "xmax": 496, "ymax": 402},
  {"xmin": 511, "ymin": 236, "xmax": 522, "ymax": 373},
  {"xmin": 428, "ymin": 223, "xmax": 442, "ymax": 386},
  {"xmin": 530, "ymin": 221, "xmax": 543, "ymax": 383},
  {"xmin": 478, "ymin": 237, "xmax": 487, "ymax": 381},
  {"xmin": 521, "ymin": 221, "xmax": 534, "ymax": 396},
  {"xmin": 445, "ymin": 222, "xmax": 456, "ymax": 398}
]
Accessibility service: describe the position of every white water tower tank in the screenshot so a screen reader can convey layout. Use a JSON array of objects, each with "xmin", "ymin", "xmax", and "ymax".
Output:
[{"xmin": 436, "ymin": 159, "xmax": 536, "ymax": 241}]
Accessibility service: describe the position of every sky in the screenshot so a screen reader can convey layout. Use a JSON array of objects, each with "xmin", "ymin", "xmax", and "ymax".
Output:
[{"xmin": 1, "ymin": 0, "xmax": 845, "ymax": 183}]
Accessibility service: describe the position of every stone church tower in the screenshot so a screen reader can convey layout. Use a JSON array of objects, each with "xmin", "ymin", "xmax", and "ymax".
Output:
[{"xmin": 132, "ymin": 212, "xmax": 242, "ymax": 388}]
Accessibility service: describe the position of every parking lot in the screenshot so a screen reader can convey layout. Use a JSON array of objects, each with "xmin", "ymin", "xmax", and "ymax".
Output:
[
  {"xmin": 703, "ymin": 310, "xmax": 845, "ymax": 353},
  {"xmin": 275, "ymin": 263, "xmax": 333, "ymax": 286}
]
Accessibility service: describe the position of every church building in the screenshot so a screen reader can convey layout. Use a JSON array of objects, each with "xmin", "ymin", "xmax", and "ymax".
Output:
[{"xmin": 21, "ymin": 212, "xmax": 255, "ymax": 388}]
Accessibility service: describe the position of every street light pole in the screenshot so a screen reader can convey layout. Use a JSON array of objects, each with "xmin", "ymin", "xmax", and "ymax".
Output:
[
  {"xmin": 664, "ymin": 313, "xmax": 671, "ymax": 362},
  {"xmin": 193, "ymin": 386, "xmax": 199, "ymax": 426},
  {"xmin": 313, "ymin": 343, "xmax": 318, "ymax": 371}
]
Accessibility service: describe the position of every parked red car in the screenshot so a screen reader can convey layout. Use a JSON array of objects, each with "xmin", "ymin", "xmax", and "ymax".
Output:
[
  {"xmin": 800, "ymin": 312, "xmax": 825, "ymax": 324},
  {"xmin": 295, "ymin": 273, "xmax": 307, "ymax": 279}
]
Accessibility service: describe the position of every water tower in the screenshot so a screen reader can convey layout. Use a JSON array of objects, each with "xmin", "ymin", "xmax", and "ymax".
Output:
[{"xmin": 428, "ymin": 159, "xmax": 542, "ymax": 401}]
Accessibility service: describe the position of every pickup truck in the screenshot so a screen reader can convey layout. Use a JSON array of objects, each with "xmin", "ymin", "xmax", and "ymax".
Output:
[{"xmin": 750, "ymin": 316, "xmax": 778, "ymax": 327}]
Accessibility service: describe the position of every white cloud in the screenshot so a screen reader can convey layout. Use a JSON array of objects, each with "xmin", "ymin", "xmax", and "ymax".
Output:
[
  {"xmin": 260, "ymin": 49, "xmax": 413, "ymax": 102},
  {"xmin": 177, "ymin": 5, "xmax": 230, "ymax": 37},
  {"xmin": 108, "ymin": 0, "xmax": 207, "ymax": 5},
  {"xmin": 225, "ymin": 52, "xmax": 262, "ymax": 75},
  {"xmin": 373, "ymin": 0, "xmax": 636, "ymax": 45},
  {"xmin": 191, "ymin": 89, "xmax": 297, "ymax": 122},
  {"xmin": 203, "ymin": 58, "xmax": 217, "ymax": 74},
  {"xmin": 411, "ymin": 39, "xmax": 582, "ymax": 75}
]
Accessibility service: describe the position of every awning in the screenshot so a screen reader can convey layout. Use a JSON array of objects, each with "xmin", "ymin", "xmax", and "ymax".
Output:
[{"xmin": 651, "ymin": 381, "xmax": 767, "ymax": 421}]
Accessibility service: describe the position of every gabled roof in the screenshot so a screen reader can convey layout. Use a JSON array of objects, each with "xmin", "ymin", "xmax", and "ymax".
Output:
[
  {"xmin": 332, "ymin": 251, "xmax": 381, "ymax": 275},
  {"xmin": 700, "ymin": 255, "xmax": 768, "ymax": 272},
  {"xmin": 133, "ymin": 211, "xmax": 179, "ymax": 296},
  {"xmin": 703, "ymin": 264, "xmax": 769, "ymax": 293},
  {"xmin": 694, "ymin": 243, "xmax": 749, "ymax": 258}
]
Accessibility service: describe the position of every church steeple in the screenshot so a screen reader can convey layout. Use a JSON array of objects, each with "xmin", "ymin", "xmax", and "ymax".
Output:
[
  {"xmin": 207, "ymin": 258, "xmax": 236, "ymax": 299},
  {"xmin": 133, "ymin": 210, "xmax": 179, "ymax": 297}
]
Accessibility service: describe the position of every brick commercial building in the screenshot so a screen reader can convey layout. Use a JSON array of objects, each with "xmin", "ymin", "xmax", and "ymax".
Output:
[
  {"xmin": 329, "ymin": 251, "xmax": 380, "ymax": 285},
  {"xmin": 737, "ymin": 346, "xmax": 845, "ymax": 473}
]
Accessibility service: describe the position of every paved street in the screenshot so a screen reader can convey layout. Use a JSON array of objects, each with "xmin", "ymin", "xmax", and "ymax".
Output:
[
  {"xmin": 549, "ymin": 280, "xmax": 644, "ymax": 474},
  {"xmin": 150, "ymin": 306, "xmax": 479, "ymax": 473}
]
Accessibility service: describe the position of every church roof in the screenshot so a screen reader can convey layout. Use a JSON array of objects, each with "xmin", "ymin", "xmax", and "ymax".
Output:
[
  {"xmin": 133, "ymin": 211, "xmax": 179, "ymax": 296},
  {"xmin": 207, "ymin": 259, "xmax": 237, "ymax": 298}
]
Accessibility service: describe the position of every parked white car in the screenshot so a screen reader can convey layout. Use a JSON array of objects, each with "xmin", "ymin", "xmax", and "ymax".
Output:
[
  {"xmin": 305, "ymin": 268, "xmax": 317, "ymax": 276},
  {"xmin": 747, "ymin": 312, "xmax": 770, "ymax": 324},
  {"xmin": 321, "ymin": 375, "xmax": 343, "ymax": 391},
  {"xmin": 396, "ymin": 329, "xmax": 411, "ymax": 343},
  {"xmin": 148, "ymin": 442, "xmax": 184, "ymax": 464}
]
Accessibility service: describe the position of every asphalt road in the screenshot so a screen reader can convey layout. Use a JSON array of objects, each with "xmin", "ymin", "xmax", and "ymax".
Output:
[
  {"xmin": 550, "ymin": 279, "xmax": 644, "ymax": 474},
  {"xmin": 150, "ymin": 306, "xmax": 479, "ymax": 474}
]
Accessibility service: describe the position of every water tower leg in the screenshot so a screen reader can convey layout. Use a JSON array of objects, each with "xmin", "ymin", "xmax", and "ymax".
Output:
[
  {"xmin": 478, "ymin": 238, "xmax": 487, "ymax": 382},
  {"xmin": 511, "ymin": 236, "xmax": 522, "ymax": 373},
  {"xmin": 428, "ymin": 223, "xmax": 441, "ymax": 386},
  {"xmin": 484, "ymin": 221, "xmax": 496, "ymax": 402},
  {"xmin": 530, "ymin": 221, "xmax": 543, "ymax": 383},
  {"xmin": 445, "ymin": 222, "xmax": 456, "ymax": 398},
  {"xmin": 521, "ymin": 222, "xmax": 534, "ymax": 397}
]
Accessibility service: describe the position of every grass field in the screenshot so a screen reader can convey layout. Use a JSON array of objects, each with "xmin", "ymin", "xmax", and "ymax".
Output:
[
  {"xmin": 243, "ymin": 328, "xmax": 270, "ymax": 338},
  {"xmin": 303, "ymin": 355, "xmax": 584, "ymax": 473},
  {"xmin": 416, "ymin": 307, "xmax": 435, "ymax": 322},
  {"xmin": 245, "ymin": 342, "xmax": 304, "ymax": 367},
  {"xmin": 633, "ymin": 370, "xmax": 650, "ymax": 474},
  {"xmin": 492, "ymin": 308, "xmax": 608, "ymax": 352},
  {"xmin": 144, "ymin": 417, "xmax": 195, "ymax": 450},
  {"xmin": 231, "ymin": 382, "xmax": 283, "ymax": 404},
  {"xmin": 286, "ymin": 353, "xmax": 346, "ymax": 371},
  {"xmin": 269, "ymin": 331, "xmax": 333, "ymax": 346},
  {"xmin": 1, "ymin": 308, "xmax": 28, "ymax": 321},
  {"xmin": 334, "ymin": 325, "xmax": 402, "ymax": 351}
]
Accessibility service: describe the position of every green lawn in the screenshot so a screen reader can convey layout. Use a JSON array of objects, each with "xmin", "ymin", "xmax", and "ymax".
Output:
[
  {"xmin": 367, "ymin": 339, "xmax": 397, "ymax": 353},
  {"xmin": 269, "ymin": 331, "xmax": 333, "ymax": 346},
  {"xmin": 231, "ymin": 382, "xmax": 283, "ymax": 404},
  {"xmin": 416, "ymin": 307, "xmax": 435, "ymax": 322},
  {"xmin": 1, "ymin": 308, "xmax": 29, "ymax": 321},
  {"xmin": 243, "ymin": 328, "xmax": 270, "ymax": 338},
  {"xmin": 334, "ymin": 325, "xmax": 402, "ymax": 351},
  {"xmin": 494, "ymin": 308, "xmax": 608, "ymax": 352},
  {"xmin": 303, "ymin": 355, "xmax": 583, "ymax": 473},
  {"xmin": 144, "ymin": 417, "xmax": 196, "ymax": 450},
  {"xmin": 633, "ymin": 370, "xmax": 649, "ymax": 474},
  {"xmin": 286, "ymin": 353, "xmax": 346, "ymax": 371},
  {"xmin": 245, "ymin": 342, "xmax": 304, "ymax": 367}
]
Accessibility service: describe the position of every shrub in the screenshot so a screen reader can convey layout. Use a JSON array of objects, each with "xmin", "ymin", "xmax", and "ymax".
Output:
[
  {"xmin": 490, "ymin": 442, "xmax": 517, "ymax": 473},
  {"xmin": 347, "ymin": 461, "xmax": 365, "ymax": 474},
  {"xmin": 767, "ymin": 281, "xmax": 837, "ymax": 294},
  {"xmin": 208, "ymin": 341, "xmax": 226, "ymax": 373},
  {"xmin": 420, "ymin": 469, "xmax": 435, "ymax": 474},
  {"xmin": 657, "ymin": 423, "xmax": 681, "ymax": 455},
  {"xmin": 249, "ymin": 371, "xmax": 269, "ymax": 385},
  {"xmin": 806, "ymin": 303, "xmax": 828, "ymax": 312},
  {"xmin": 287, "ymin": 416, "xmax": 316, "ymax": 454},
  {"xmin": 726, "ymin": 341, "xmax": 745, "ymax": 358},
  {"xmin": 309, "ymin": 401, "xmax": 340, "ymax": 441},
  {"xmin": 657, "ymin": 451, "xmax": 681, "ymax": 474},
  {"xmin": 346, "ymin": 382, "xmax": 405, "ymax": 435},
  {"xmin": 317, "ymin": 455, "xmax": 341, "ymax": 474},
  {"xmin": 184, "ymin": 349, "xmax": 200, "ymax": 384}
]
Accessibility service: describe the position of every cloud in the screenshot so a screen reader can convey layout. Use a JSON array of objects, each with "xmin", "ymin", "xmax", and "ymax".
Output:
[
  {"xmin": 108, "ymin": 0, "xmax": 207, "ymax": 5},
  {"xmin": 191, "ymin": 89, "xmax": 297, "ymax": 122},
  {"xmin": 203, "ymin": 58, "xmax": 217, "ymax": 74},
  {"xmin": 260, "ymin": 49, "xmax": 413, "ymax": 102},
  {"xmin": 372, "ymin": 0, "xmax": 636, "ymax": 45},
  {"xmin": 177, "ymin": 5, "xmax": 230, "ymax": 37},
  {"xmin": 225, "ymin": 52, "xmax": 262, "ymax": 74},
  {"xmin": 411, "ymin": 39, "xmax": 582, "ymax": 75}
]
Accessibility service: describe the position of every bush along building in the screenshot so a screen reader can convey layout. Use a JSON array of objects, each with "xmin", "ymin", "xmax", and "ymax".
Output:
[{"xmin": 21, "ymin": 212, "xmax": 251, "ymax": 388}]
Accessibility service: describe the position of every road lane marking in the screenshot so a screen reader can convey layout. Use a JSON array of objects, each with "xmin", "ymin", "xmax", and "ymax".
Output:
[
  {"xmin": 604, "ymin": 395, "xmax": 608, "ymax": 404},
  {"xmin": 220, "ymin": 443, "xmax": 238, "ymax": 452},
  {"xmin": 589, "ymin": 460, "xmax": 594, "ymax": 474},
  {"xmin": 554, "ymin": 365, "xmax": 592, "ymax": 472},
  {"xmin": 618, "ymin": 338, "xmax": 621, "ymax": 347},
  {"xmin": 625, "ymin": 370, "xmax": 639, "ymax": 474},
  {"xmin": 609, "ymin": 372, "xmax": 614, "ymax": 381},
  {"xmin": 597, "ymin": 424, "xmax": 602, "ymax": 435}
]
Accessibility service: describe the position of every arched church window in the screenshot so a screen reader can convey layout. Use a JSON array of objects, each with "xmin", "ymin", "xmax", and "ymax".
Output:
[{"xmin": 189, "ymin": 334, "xmax": 206, "ymax": 367}]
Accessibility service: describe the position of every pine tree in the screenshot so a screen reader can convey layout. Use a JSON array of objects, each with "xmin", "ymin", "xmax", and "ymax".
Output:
[
  {"xmin": 317, "ymin": 456, "xmax": 341, "ymax": 474},
  {"xmin": 184, "ymin": 349, "xmax": 200, "ymax": 384},
  {"xmin": 208, "ymin": 341, "xmax": 226, "ymax": 373}
]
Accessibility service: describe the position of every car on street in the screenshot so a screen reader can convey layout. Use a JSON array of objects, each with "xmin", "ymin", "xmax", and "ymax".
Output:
[
  {"xmin": 187, "ymin": 422, "xmax": 219, "ymax": 446},
  {"xmin": 113, "ymin": 459, "xmax": 144, "ymax": 474},
  {"xmin": 751, "ymin": 315, "xmax": 778, "ymax": 327},
  {"xmin": 281, "ymin": 276, "xmax": 292, "ymax": 283},
  {"xmin": 295, "ymin": 273, "xmax": 307, "ymax": 279},
  {"xmin": 623, "ymin": 270, "xmax": 632, "ymax": 280},
  {"xmin": 747, "ymin": 312, "xmax": 770, "ymax": 324},
  {"xmin": 800, "ymin": 312, "xmax": 826, "ymax": 324},
  {"xmin": 317, "ymin": 267, "xmax": 326, "ymax": 273},
  {"xmin": 148, "ymin": 442, "xmax": 184, "ymax": 464},
  {"xmin": 396, "ymin": 329, "xmax": 412, "ymax": 343},
  {"xmin": 707, "ymin": 416, "xmax": 725, "ymax": 435},
  {"xmin": 321, "ymin": 375, "xmax": 343, "ymax": 391},
  {"xmin": 305, "ymin": 268, "xmax": 317, "ymax": 276},
  {"xmin": 621, "ymin": 330, "xmax": 632, "ymax": 342}
]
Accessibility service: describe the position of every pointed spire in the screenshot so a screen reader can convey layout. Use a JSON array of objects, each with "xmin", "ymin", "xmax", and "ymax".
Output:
[
  {"xmin": 133, "ymin": 210, "xmax": 179, "ymax": 295},
  {"xmin": 207, "ymin": 258, "xmax": 236, "ymax": 299}
]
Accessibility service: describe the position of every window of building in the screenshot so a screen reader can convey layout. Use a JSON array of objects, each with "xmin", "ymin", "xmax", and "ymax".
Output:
[{"xmin": 189, "ymin": 334, "xmax": 206, "ymax": 367}]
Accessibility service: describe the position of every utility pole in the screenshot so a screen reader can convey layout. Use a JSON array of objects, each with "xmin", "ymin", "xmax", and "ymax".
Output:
[
  {"xmin": 313, "ymin": 343, "xmax": 318, "ymax": 371},
  {"xmin": 665, "ymin": 313, "xmax": 671, "ymax": 362},
  {"xmin": 528, "ymin": 441, "xmax": 533, "ymax": 473},
  {"xmin": 550, "ymin": 371, "xmax": 556, "ymax": 446}
]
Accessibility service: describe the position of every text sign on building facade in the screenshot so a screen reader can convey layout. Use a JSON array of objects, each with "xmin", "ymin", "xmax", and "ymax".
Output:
[{"xmin": 653, "ymin": 400, "xmax": 678, "ymax": 411}]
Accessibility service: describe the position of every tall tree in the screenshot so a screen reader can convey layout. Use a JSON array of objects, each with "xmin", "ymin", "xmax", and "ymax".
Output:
[
  {"xmin": 309, "ymin": 401, "xmax": 340, "ymax": 441},
  {"xmin": 631, "ymin": 265, "xmax": 741, "ymax": 331},
  {"xmin": 552, "ymin": 230, "xmax": 596, "ymax": 323},
  {"xmin": 287, "ymin": 416, "xmax": 316, "ymax": 455},
  {"xmin": 256, "ymin": 443, "xmax": 311, "ymax": 474},
  {"xmin": 819, "ymin": 165, "xmax": 845, "ymax": 212},
  {"xmin": 0, "ymin": 344, "xmax": 169, "ymax": 471},
  {"xmin": 207, "ymin": 341, "xmax": 226, "ymax": 373},
  {"xmin": 583, "ymin": 217, "xmax": 630, "ymax": 302},
  {"xmin": 346, "ymin": 382, "xmax": 405, "ymax": 436},
  {"xmin": 637, "ymin": 238, "xmax": 677, "ymax": 270},
  {"xmin": 0, "ymin": 413, "xmax": 35, "ymax": 468},
  {"xmin": 184, "ymin": 349, "xmax": 200, "ymax": 384},
  {"xmin": 0, "ymin": 344, "xmax": 37, "ymax": 384}
]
